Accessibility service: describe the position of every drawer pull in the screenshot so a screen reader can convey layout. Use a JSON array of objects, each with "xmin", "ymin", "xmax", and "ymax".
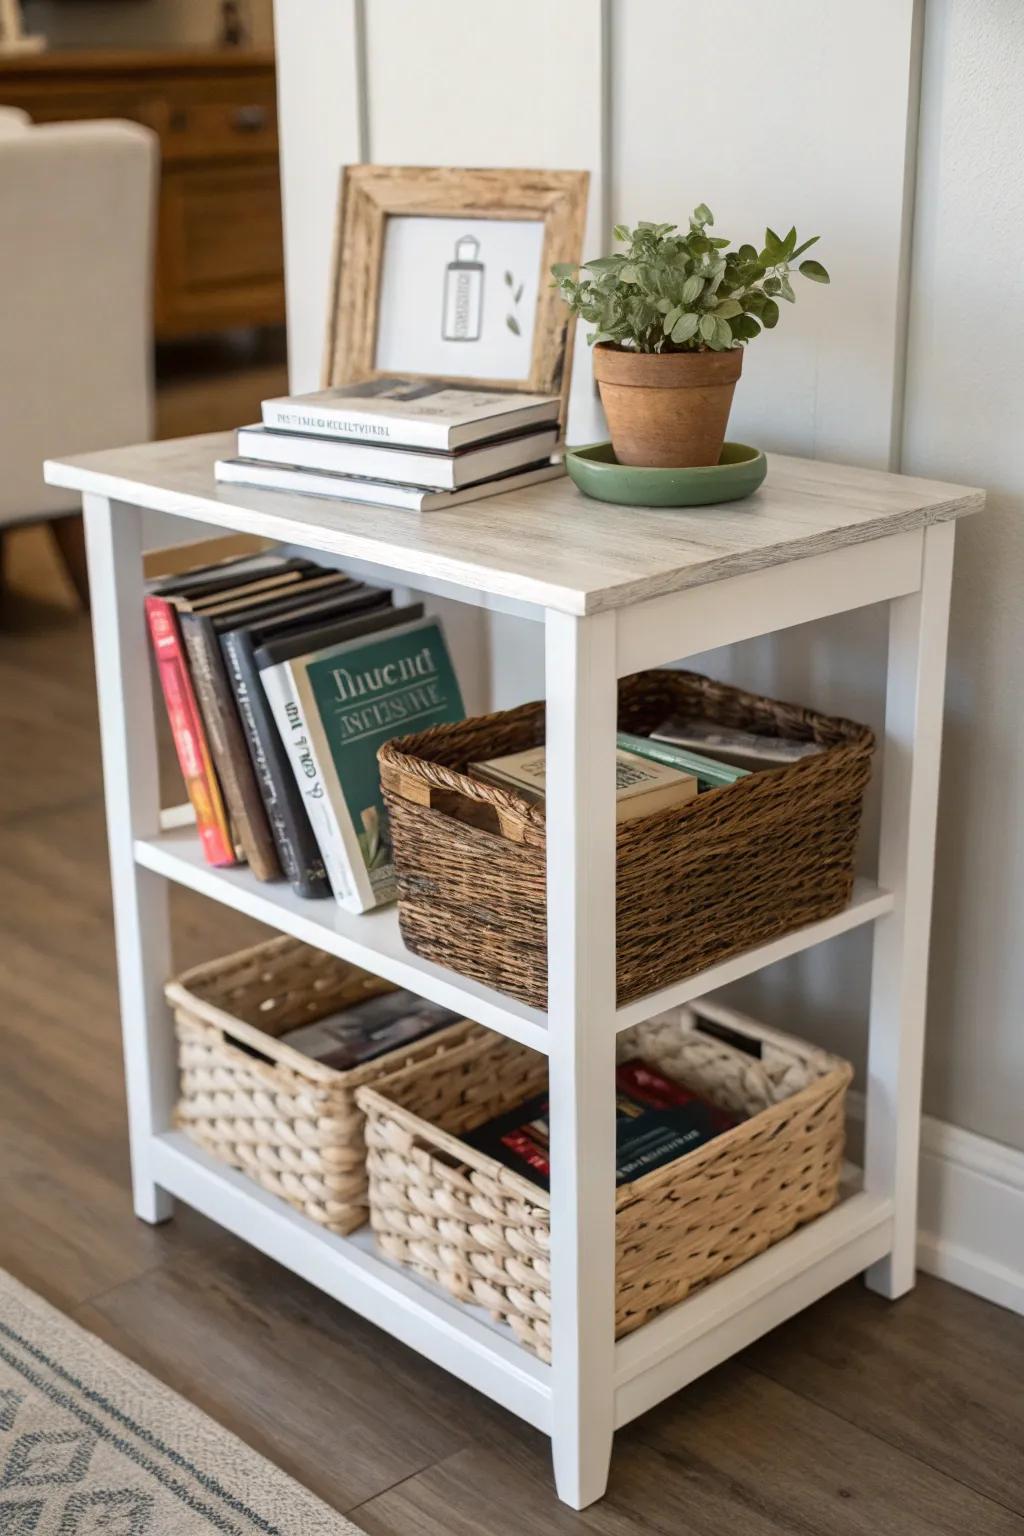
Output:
[{"xmin": 232, "ymin": 105, "xmax": 270, "ymax": 133}]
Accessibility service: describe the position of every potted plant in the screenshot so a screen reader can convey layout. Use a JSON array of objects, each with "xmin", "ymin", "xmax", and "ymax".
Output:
[{"xmin": 553, "ymin": 206, "xmax": 829, "ymax": 469}]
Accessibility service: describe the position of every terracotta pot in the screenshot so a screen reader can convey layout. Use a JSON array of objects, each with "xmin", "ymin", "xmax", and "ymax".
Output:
[{"xmin": 592, "ymin": 343, "xmax": 744, "ymax": 468}]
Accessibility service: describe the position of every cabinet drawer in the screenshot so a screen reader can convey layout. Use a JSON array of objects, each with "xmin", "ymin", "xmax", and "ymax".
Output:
[
  {"xmin": 156, "ymin": 93, "xmax": 278, "ymax": 162},
  {"xmin": 156, "ymin": 160, "xmax": 285, "ymax": 335}
]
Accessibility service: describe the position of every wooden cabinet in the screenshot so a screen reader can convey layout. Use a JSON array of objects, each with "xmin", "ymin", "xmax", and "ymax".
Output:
[{"xmin": 0, "ymin": 48, "xmax": 285, "ymax": 339}]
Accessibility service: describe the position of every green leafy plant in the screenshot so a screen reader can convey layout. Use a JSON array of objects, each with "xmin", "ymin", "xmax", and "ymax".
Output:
[{"xmin": 552, "ymin": 205, "xmax": 829, "ymax": 354}]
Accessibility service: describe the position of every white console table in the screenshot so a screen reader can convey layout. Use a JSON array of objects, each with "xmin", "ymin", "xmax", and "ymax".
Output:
[{"xmin": 45, "ymin": 434, "xmax": 981, "ymax": 1509}]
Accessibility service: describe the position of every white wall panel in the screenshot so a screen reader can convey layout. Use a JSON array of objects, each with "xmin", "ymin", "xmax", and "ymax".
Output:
[
  {"xmin": 611, "ymin": 0, "xmax": 918, "ymax": 468},
  {"xmin": 364, "ymin": 0, "xmax": 606, "ymax": 447},
  {"xmin": 902, "ymin": 0, "xmax": 1024, "ymax": 1152},
  {"xmin": 274, "ymin": 0, "xmax": 364, "ymax": 393}
]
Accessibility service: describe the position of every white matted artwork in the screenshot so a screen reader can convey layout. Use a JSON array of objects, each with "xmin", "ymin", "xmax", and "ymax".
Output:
[{"xmin": 374, "ymin": 216, "xmax": 545, "ymax": 382}]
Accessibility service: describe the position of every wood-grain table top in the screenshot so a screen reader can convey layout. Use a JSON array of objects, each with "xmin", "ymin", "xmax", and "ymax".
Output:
[{"xmin": 46, "ymin": 431, "xmax": 983, "ymax": 616}]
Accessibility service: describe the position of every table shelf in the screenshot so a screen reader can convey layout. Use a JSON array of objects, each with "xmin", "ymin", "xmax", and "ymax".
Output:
[
  {"xmin": 151, "ymin": 1130, "xmax": 891, "ymax": 1442},
  {"xmin": 137, "ymin": 823, "xmax": 892, "ymax": 1049},
  {"xmin": 46, "ymin": 432, "xmax": 979, "ymax": 1509}
]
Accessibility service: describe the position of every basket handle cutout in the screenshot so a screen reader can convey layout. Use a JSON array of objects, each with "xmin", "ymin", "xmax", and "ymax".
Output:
[
  {"xmin": 691, "ymin": 1012, "xmax": 764, "ymax": 1059},
  {"xmin": 223, "ymin": 1033, "xmax": 278, "ymax": 1068},
  {"xmin": 381, "ymin": 759, "xmax": 541, "ymax": 845}
]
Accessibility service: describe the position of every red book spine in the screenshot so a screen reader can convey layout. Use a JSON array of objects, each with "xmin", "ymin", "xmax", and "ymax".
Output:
[{"xmin": 144, "ymin": 596, "xmax": 236, "ymax": 867}]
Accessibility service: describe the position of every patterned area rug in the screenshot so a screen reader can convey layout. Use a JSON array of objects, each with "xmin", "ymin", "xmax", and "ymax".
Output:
[{"xmin": 0, "ymin": 1268, "xmax": 364, "ymax": 1535}]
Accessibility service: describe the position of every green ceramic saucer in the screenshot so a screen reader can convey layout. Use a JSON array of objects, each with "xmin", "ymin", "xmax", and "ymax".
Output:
[{"xmin": 565, "ymin": 440, "xmax": 766, "ymax": 508}]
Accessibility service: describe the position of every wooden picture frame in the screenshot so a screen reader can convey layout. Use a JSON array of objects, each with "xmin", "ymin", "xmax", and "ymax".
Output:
[{"xmin": 323, "ymin": 165, "xmax": 589, "ymax": 426}]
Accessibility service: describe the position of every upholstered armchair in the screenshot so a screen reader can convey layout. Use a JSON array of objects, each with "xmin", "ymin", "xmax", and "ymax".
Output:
[{"xmin": 0, "ymin": 109, "xmax": 156, "ymax": 602}]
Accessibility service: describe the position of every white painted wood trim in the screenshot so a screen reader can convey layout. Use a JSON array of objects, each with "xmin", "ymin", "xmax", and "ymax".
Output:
[
  {"xmin": 864, "ymin": 519, "xmax": 956, "ymax": 1296},
  {"xmin": 848, "ymin": 1092, "xmax": 1024, "ymax": 1317},
  {"xmin": 151, "ymin": 1131, "xmax": 552, "ymax": 1431},
  {"xmin": 917, "ymin": 1120, "xmax": 1024, "ymax": 1316},
  {"xmin": 82, "ymin": 493, "xmax": 175, "ymax": 1224},
  {"xmin": 545, "ymin": 608, "xmax": 618, "ymax": 1509},
  {"xmin": 134, "ymin": 830, "xmax": 893, "ymax": 1053},
  {"xmin": 612, "ymin": 1189, "xmax": 893, "ymax": 1428},
  {"xmin": 134, "ymin": 827, "xmax": 549, "ymax": 1053},
  {"xmin": 615, "ymin": 531, "xmax": 923, "ymax": 678}
]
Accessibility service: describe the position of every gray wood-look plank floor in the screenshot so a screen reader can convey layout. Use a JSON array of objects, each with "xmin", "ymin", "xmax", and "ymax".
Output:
[{"xmin": 1, "ymin": 517, "xmax": 1022, "ymax": 1535}]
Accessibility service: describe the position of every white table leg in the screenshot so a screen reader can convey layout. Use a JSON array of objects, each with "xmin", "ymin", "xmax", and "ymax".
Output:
[
  {"xmin": 544, "ymin": 609, "xmax": 618, "ymax": 1508},
  {"xmin": 864, "ymin": 521, "xmax": 956, "ymax": 1296},
  {"xmin": 84, "ymin": 493, "xmax": 176, "ymax": 1224}
]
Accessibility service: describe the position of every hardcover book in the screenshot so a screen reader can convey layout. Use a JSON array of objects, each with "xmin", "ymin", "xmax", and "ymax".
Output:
[
  {"xmin": 277, "ymin": 989, "xmax": 462, "ymax": 1071},
  {"xmin": 261, "ymin": 376, "xmax": 560, "ymax": 451},
  {"xmin": 219, "ymin": 585, "xmax": 393, "ymax": 898},
  {"xmin": 652, "ymin": 716, "xmax": 825, "ymax": 771},
  {"xmin": 260, "ymin": 617, "xmax": 465, "ymax": 912},
  {"xmin": 144, "ymin": 595, "xmax": 236, "ymax": 868},
  {"xmin": 233, "ymin": 423, "xmax": 559, "ymax": 490},
  {"xmin": 177, "ymin": 570, "xmax": 364, "ymax": 883},
  {"xmin": 464, "ymin": 1059, "xmax": 739, "ymax": 1192},
  {"xmin": 615, "ymin": 730, "xmax": 749, "ymax": 790},
  {"xmin": 469, "ymin": 746, "xmax": 697, "ymax": 822},
  {"xmin": 214, "ymin": 457, "xmax": 565, "ymax": 512}
]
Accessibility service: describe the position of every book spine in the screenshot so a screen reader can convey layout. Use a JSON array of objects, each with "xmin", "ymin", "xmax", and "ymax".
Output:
[
  {"xmin": 143, "ymin": 597, "xmax": 236, "ymax": 867},
  {"xmin": 220, "ymin": 630, "xmax": 330, "ymax": 899},
  {"xmin": 615, "ymin": 731, "xmax": 746, "ymax": 789},
  {"xmin": 260, "ymin": 661, "xmax": 361, "ymax": 908},
  {"xmin": 179, "ymin": 613, "xmax": 282, "ymax": 883},
  {"xmin": 260, "ymin": 401, "xmax": 450, "ymax": 450},
  {"xmin": 291, "ymin": 663, "xmax": 384, "ymax": 912}
]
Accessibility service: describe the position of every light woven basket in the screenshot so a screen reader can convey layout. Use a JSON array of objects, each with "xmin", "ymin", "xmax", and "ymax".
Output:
[
  {"xmin": 166, "ymin": 935, "xmax": 478, "ymax": 1235},
  {"xmin": 356, "ymin": 1002, "xmax": 853, "ymax": 1359},
  {"xmin": 378, "ymin": 669, "xmax": 874, "ymax": 1010}
]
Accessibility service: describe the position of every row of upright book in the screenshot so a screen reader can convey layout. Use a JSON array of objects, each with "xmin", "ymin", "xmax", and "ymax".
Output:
[
  {"xmin": 214, "ymin": 375, "xmax": 566, "ymax": 511},
  {"xmin": 145, "ymin": 544, "xmax": 465, "ymax": 912}
]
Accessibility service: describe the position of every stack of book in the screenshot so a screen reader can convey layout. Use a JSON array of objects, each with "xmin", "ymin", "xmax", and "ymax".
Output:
[
  {"xmin": 214, "ymin": 376, "xmax": 566, "ymax": 512},
  {"xmin": 145, "ymin": 542, "xmax": 465, "ymax": 912},
  {"xmin": 465, "ymin": 1053, "xmax": 739, "ymax": 1191}
]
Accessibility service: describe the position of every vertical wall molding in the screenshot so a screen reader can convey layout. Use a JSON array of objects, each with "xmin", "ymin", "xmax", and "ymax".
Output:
[
  {"xmin": 352, "ymin": 0, "xmax": 371, "ymax": 163},
  {"xmin": 889, "ymin": 0, "xmax": 927, "ymax": 471},
  {"xmin": 598, "ymin": 0, "xmax": 613, "ymax": 243}
]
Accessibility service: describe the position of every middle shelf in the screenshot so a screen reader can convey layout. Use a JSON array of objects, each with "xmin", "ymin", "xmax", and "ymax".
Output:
[{"xmin": 138, "ymin": 821, "xmax": 892, "ymax": 1054}]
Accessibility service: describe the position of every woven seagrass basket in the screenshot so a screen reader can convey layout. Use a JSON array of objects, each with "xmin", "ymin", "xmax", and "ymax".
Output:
[
  {"xmin": 357, "ymin": 1002, "xmax": 853, "ymax": 1360},
  {"xmin": 166, "ymin": 935, "xmax": 477, "ymax": 1235},
  {"xmin": 378, "ymin": 670, "xmax": 874, "ymax": 1009}
]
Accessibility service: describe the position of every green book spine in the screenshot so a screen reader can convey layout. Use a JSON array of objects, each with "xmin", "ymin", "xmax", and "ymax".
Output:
[
  {"xmin": 616, "ymin": 731, "xmax": 749, "ymax": 789},
  {"xmin": 293, "ymin": 618, "xmax": 465, "ymax": 913}
]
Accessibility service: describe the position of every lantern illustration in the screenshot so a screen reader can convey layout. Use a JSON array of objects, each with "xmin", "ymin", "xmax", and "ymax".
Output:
[{"xmin": 442, "ymin": 234, "xmax": 485, "ymax": 341}]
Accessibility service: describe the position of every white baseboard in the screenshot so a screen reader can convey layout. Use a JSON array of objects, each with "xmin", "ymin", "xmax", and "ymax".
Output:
[
  {"xmin": 846, "ymin": 1093, "xmax": 1024, "ymax": 1316},
  {"xmin": 916, "ymin": 1117, "xmax": 1024, "ymax": 1315}
]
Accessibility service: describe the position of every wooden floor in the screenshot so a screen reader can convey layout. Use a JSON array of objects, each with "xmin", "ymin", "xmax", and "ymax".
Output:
[{"xmin": 1, "ymin": 521, "xmax": 1023, "ymax": 1532}]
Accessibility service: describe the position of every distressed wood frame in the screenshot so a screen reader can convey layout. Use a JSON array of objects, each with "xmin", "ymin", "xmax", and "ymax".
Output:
[{"xmin": 322, "ymin": 164, "xmax": 590, "ymax": 425}]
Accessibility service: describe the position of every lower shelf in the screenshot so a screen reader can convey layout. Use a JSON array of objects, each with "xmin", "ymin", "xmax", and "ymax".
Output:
[{"xmin": 150, "ymin": 1132, "xmax": 894, "ymax": 1435}]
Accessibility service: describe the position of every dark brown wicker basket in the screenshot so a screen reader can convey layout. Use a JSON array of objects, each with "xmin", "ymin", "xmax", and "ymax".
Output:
[{"xmin": 378, "ymin": 670, "xmax": 874, "ymax": 1009}]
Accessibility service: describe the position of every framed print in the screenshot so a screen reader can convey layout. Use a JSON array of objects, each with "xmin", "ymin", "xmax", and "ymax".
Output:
[{"xmin": 323, "ymin": 165, "xmax": 589, "ymax": 425}]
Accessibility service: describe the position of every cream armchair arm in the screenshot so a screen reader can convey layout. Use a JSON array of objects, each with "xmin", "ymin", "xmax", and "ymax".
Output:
[{"xmin": 0, "ymin": 117, "xmax": 157, "ymax": 536}]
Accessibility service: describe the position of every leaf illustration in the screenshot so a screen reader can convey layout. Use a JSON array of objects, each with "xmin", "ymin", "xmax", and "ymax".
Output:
[
  {"xmin": 504, "ymin": 270, "xmax": 513, "ymax": 287},
  {"xmin": 514, "ymin": 284, "xmax": 524, "ymax": 303},
  {"xmin": 506, "ymin": 314, "xmax": 521, "ymax": 335}
]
